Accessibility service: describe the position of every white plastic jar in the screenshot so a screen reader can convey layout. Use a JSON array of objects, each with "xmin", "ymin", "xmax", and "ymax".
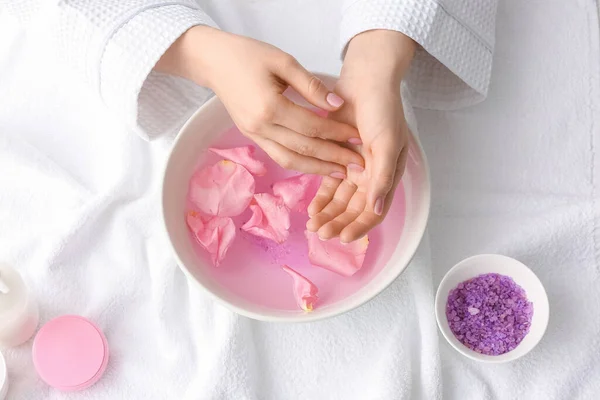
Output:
[{"xmin": 0, "ymin": 264, "xmax": 39, "ymax": 348}]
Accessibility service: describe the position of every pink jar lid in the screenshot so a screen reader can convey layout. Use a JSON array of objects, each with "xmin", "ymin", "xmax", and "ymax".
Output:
[{"xmin": 32, "ymin": 315, "xmax": 109, "ymax": 391}]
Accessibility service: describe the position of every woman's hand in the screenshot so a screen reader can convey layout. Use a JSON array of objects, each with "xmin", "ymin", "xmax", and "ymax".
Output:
[
  {"xmin": 306, "ymin": 30, "xmax": 416, "ymax": 243},
  {"xmin": 156, "ymin": 26, "xmax": 364, "ymax": 178}
]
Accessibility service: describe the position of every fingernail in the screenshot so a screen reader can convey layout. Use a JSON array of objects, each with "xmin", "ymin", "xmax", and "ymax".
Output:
[
  {"xmin": 318, "ymin": 235, "xmax": 328, "ymax": 242},
  {"xmin": 374, "ymin": 197, "xmax": 384, "ymax": 216},
  {"xmin": 326, "ymin": 93, "xmax": 344, "ymax": 108},
  {"xmin": 347, "ymin": 138, "xmax": 362, "ymax": 145},
  {"xmin": 348, "ymin": 163, "xmax": 364, "ymax": 172},
  {"xmin": 330, "ymin": 172, "xmax": 346, "ymax": 180}
]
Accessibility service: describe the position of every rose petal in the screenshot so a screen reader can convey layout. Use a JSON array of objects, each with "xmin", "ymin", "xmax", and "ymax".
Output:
[
  {"xmin": 272, "ymin": 174, "xmax": 321, "ymax": 212},
  {"xmin": 305, "ymin": 231, "xmax": 369, "ymax": 277},
  {"xmin": 282, "ymin": 265, "xmax": 319, "ymax": 312},
  {"xmin": 185, "ymin": 210, "xmax": 205, "ymax": 233},
  {"xmin": 209, "ymin": 145, "xmax": 267, "ymax": 176},
  {"xmin": 189, "ymin": 160, "xmax": 255, "ymax": 217},
  {"xmin": 186, "ymin": 211, "xmax": 236, "ymax": 267},
  {"xmin": 242, "ymin": 193, "xmax": 291, "ymax": 243}
]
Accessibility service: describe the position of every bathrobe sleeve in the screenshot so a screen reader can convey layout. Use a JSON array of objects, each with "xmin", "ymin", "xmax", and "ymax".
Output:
[
  {"xmin": 2, "ymin": 0, "xmax": 218, "ymax": 139},
  {"xmin": 340, "ymin": 0, "xmax": 498, "ymax": 110}
]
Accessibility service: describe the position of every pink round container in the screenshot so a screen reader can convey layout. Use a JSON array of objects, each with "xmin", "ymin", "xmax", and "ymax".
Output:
[{"xmin": 32, "ymin": 316, "xmax": 109, "ymax": 391}]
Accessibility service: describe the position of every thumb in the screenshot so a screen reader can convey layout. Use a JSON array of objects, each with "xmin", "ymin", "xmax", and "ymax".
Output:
[
  {"xmin": 368, "ymin": 140, "xmax": 402, "ymax": 216},
  {"xmin": 276, "ymin": 55, "xmax": 345, "ymax": 111}
]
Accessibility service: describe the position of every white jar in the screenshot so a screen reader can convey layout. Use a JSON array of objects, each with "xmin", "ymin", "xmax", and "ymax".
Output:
[{"xmin": 0, "ymin": 264, "xmax": 39, "ymax": 348}]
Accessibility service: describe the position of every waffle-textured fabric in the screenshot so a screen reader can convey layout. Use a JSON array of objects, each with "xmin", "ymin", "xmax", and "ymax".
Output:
[{"xmin": 2, "ymin": 0, "xmax": 497, "ymax": 139}]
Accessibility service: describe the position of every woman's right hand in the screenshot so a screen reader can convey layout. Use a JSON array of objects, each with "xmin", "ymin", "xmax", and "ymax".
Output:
[{"xmin": 156, "ymin": 26, "xmax": 364, "ymax": 178}]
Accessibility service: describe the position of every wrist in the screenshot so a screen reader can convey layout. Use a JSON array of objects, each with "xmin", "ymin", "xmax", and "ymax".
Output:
[
  {"xmin": 343, "ymin": 29, "xmax": 416, "ymax": 85},
  {"xmin": 155, "ymin": 25, "xmax": 222, "ymax": 88}
]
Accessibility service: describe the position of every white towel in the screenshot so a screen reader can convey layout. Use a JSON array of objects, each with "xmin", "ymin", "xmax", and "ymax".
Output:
[
  {"xmin": 418, "ymin": 1, "xmax": 600, "ymax": 398},
  {"xmin": 0, "ymin": 1, "xmax": 599, "ymax": 400}
]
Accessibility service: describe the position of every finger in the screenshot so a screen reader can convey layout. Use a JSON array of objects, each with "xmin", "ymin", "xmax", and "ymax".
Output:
[
  {"xmin": 338, "ymin": 146, "xmax": 408, "ymax": 243},
  {"xmin": 318, "ymin": 191, "xmax": 365, "ymax": 240},
  {"xmin": 318, "ymin": 211, "xmax": 360, "ymax": 239},
  {"xmin": 275, "ymin": 55, "xmax": 346, "ymax": 111},
  {"xmin": 378, "ymin": 145, "xmax": 408, "ymax": 214},
  {"xmin": 318, "ymin": 210, "xmax": 359, "ymax": 240},
  {"xmin": 307, "ymin": 180, "xmax": 357, "ymax": 234},
  {"xmin": 307, "ymin": 177, "xmax": 340, "ymax": 217},
  {"xmin": 252, "ymin": 136, "xmax": 346, "ymax": 177},
  {"xmin": 275, "ymin": 100, "xmax": 362, "ymax": 144},
  {"xmin": 340, "ymin": 210, "xmax": 382, "ymax": 244},
  {"xmin": 395, "ymin": 145, "xmax": 409, "ymax": 186},
  {"xmin": 368, "ymin": 138, "xmax": 402, "ymax": 216},
  {"xmin": 271, "ymin": 124, "xmax": 364, "ymax": 168}
]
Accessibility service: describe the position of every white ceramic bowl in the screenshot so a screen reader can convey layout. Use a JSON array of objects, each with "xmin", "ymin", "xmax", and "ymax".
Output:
[
  {"xmin": 162, "ymin": 73, "xmax": 431, "ymax": 322},
  {"xmin": 435, "ymin": 254, "xmax": 550, "ymax": 362}
]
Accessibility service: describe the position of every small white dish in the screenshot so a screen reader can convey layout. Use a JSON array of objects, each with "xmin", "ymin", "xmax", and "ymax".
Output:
[{"xmin": 435, "ymin": 254, "xmax": 549, "ymax": 363}]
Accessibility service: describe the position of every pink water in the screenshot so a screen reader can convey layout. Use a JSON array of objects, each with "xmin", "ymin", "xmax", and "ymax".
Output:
[{"xmin": 187, "ymin": 126, "xmax": 406, "ymax": 311}]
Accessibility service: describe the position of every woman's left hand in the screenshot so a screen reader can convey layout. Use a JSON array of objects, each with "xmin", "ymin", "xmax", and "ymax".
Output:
[{"xmin": 306, "ymin": 30, "xmax": 417, "ymax": 243}]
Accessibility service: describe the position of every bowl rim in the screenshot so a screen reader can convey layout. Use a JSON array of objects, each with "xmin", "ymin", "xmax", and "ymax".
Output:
[
  {"xmin": 161, "ymin": 72, "xmax": 432, "ymax": 322},
  {"xmin": 434, "ymin": 253, "xmax": 550, "ymax": 363}
]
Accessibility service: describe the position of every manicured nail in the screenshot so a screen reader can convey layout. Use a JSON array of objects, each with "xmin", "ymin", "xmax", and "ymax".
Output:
[
  {"xmin": 347, "ymin": 138, "xmax": 362, "ymax": 145},
  {"xmin": 348, "ymin": 163, "xmax": 364, "ymax": 172},
  {"xmin": 330, "ymin": 172, "xmax": 346, "ymax": 180},
  {"xmin": 326, "ymin": 93, "xmax": 344, "ymax": 108},
  {"xmin": 374, "ymin": 197, "xmax": 384, "ymax": 216}
]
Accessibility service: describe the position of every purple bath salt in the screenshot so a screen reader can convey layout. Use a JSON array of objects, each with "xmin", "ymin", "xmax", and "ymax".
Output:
[{"xmin": 446, "ymin": 273, "xmax": 533, "ymax": 356}]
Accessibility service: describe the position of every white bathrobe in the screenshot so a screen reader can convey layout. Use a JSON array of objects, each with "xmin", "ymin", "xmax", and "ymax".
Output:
[
  {"xmin": 0, "ymin": 1, "xmax": 500, "ymax": 399},
  {"xmin": 3, "ymin": 0, "xmax": 497, "ymax": 139}
]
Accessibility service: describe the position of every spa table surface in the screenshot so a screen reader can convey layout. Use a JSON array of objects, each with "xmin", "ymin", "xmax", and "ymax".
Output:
[{"xmin": 1, "ymin": 1, "xmax": 599, "ymax": 399}]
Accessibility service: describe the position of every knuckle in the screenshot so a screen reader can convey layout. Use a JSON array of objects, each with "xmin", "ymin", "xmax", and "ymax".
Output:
[
  {"xmin": 243, "ymin": 103, "xmax": 277, "ymax": 133},
  {"xmin": 305, "ymin": 125, "xmax": 320, "ymax": 138},
  {"xmin": 278, "ymin": 54, "xmax": 299, "ymax": 73},
  {"xmin": 379, "ymin": 174, "xmax": 395, "ymax": 191},
  {"xmin": 307, "ymin": 76, "xmax": 324, "ymax": 96},
  {"xmin": 239, "ymin": 117, "xmax": 263, "ymax": 135},
  {"xmin": 256, "ymin": 100, "xmax": 278, "ymax": 122},
  {"xmin": 296, "ymin": 143, "xmax": 313, "ymax": 157}
]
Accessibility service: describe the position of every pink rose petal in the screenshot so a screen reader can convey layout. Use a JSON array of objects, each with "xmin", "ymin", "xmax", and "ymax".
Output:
[
  {"xmin": 189, "ymin": 160, "xmax": 255, "ymax": 217},
  {"xmin": 209, "ymin": 145, "xmax": 267, "ymax": 176},
  {"xmin": 272, "ymin": 174, "xmax": 321, "ymax": 212},
  {"xmin": 242, "ymin": 193, "xmax": 291, "ymax": 244},
  {"xmin": 186, "ymin": 210, "xmax": 205, "ymax": 233},
  {"xmin": 305, "ymin": 231, "xmax": 369, "ymax": 277},
  {"xmin": 186, "ymin": 211, "xmax": 236, "ymax": 267},
  {"xmin": 282, "ymin": 265, "xmax": 319, "ymax": 312}
]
